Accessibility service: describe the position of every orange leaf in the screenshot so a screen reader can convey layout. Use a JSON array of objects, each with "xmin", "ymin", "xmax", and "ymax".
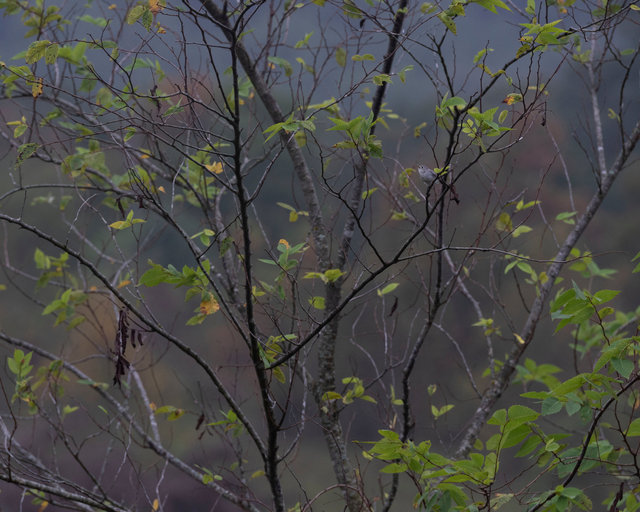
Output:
[
  {"xmin": 200, "ymin": 297, "xmax": 220, "ymax": 315},
  {"xmin": 205, "ymin": 161, "xmax": 223, "ymax": 174},
  {"xmin": 32, "ymin": 77, "xmax": 43, "ymax": 98},
  {"xmin": 149, "ymin": 0, "xmax": 163, "ymax": 14}
]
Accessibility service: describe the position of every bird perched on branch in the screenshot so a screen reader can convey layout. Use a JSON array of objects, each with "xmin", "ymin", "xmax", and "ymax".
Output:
[{"xmin": 417, "ymin": 164, "xmax": 459, "ymax": 203}]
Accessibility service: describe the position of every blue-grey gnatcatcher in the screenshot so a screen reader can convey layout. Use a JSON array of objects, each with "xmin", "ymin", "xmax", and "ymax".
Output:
[
  {"xmin": 417, "ymin": 164, "xmax": 460, "ymax": 203},
  {"xmin": 417, "ymin": 164, "xmax": 438, "ymax": 185}
]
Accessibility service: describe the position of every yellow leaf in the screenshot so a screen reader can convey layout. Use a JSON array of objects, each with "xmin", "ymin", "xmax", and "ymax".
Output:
[
  {"xmin": 139, "ymin": 153, "xmax": 150, "ymax": 159},
  {"xmin": 205, "ymin": 161, "xmax": 223, "ymax": 174},
  {"xmin": 503, "ymin": 93, "xmax": 522, "ymax": 105},
  {"xmin": 149, "ymin": 402, "xmax": 156, "ymax": 411},
  {"xmin": 514, "ymin": 333, "xmax": 526, "ymax": 345},
  {"xmin": 278, "ymin": 239, "xmax": 290, "ymax": 249},
  {"xmin": 152, "ymin": 498, "xmax": 159, "ymax": 511},
  {"xmin": 149, "ymin": 0, "xmax": 163, "ymax": 14},
  {"xmin": 157, "ymin": 26, "xmax": 166, "ymax": 34},
  {"xmin": 200, "ymin": 297, "xmax": 220, "ymax": 315},
  {"xmin": 108, "ymin": 3, "xmax": 117, "ymax": 9},
  {"xmin": 272, "ymin": 367, "xmax": 286, "ymax": 383},
  {"xmin": 117, "ymin": 279, "xmax": 131, "ymax": 289},
  {"xmin": 7, "ymin": 116, "xmax": 26, "ymax": 126},
  {"xmin": 32, "ymin": 77, "xmax": 43, "ymax": 98},
  {"xmin": 38, "ymin": 501, "xmax": 48, "ymax": 512},
  {"xmin": 157, "ymin": 186, "xmax": 165, "ymax": 193}
]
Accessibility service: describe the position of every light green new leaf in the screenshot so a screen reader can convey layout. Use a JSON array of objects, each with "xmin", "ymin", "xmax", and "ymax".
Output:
[
  {"xmin": 512, "ymin": 225, "xmax": 532, "ymax": 238},
  {"xmin": 473, "ymin": 0, "xmax": 510, "ymax": 13},
  {"xmin": 110, "ymin": 210, "xmax": 146, "ymax": 230},
  {"xmin": 373, "ymin": 74, "xmax": 392, "ymax": 86},
  {"xmin": 309, "ymin": 296, "xmax": 325, "ymax": 310},
  {"xmin": 377, "ymin": 283, "xmax": 399, "ymax": 296}
]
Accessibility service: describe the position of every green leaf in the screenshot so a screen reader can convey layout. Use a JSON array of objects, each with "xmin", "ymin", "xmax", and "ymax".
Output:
[
  {"xmin": 391, "ymin": 210, "xmax": 407, "ymax": 220},
  {"xmin": 541, "ymin": 397, "xmax": 563, "ymax": 415},
  {"xmin": 110, "ymin": 210, "xmax": 146, "ymax": 230},
  {"xmin": 268, "ymin": 56, "xmax": 293, "ymax": 77},
  {"xmin": 139, "ymin": 261, "xmax": 172, "ymax": 286},
  {"xmin": 592, "ymin": 289, "xmax": 619, "ymax": 304},
  {"xmin": 627, "ymin": 418, "xmax": 640, "ymax": 436},
  {"xmin": 611, "ymin": 358, "xmax": 633, "ymax": 379},
  {"xmin": 163, "ymin": 99, "xmax": 184, "ymax": 118},
  {"xmin": 26, "ymin": 40, "xmax": 51, "ymax": 64},
  {"xmin": 309, "ymin": 296, "xmax": 325, "ymax": 310},
  {"xmin": 351, "ymin": 54, "xmax": 375, "ymax": 61},
  {"xmin": 373, "ymin": 74, "xmax": 392, "ymax": 86},
  {"xmin": 473, "ymin": 0, "xmax": 510, "ymax": 13},
  {"xmin": 421, "ymin": 2, "xmax": 437, "ymax": 13},
  {"xmin": 16, "ymin": 143, "xmax": 39, "ymax": 165},
  {"xmin": 294, "ymin": 32, "xmax": 313, "ymax": 48},
  {"xmin": 78, "ymin": 14, "xmax": 108, "ymax": 27},
  {"xmin": 551, "ymin": 374, "xmax": 588, "ymax": 397},
  {"xmin": 362, "ymin": 187, "xmax": 378, "ymax": 199},
  {"xmin": 488, "ymin": 408, "xmax": 507, "ymax": 426},
  {"xmin": 512, "ymin": 225, "xmax": 532, "ymax": 238},
  {"xmin": 526, "ymin": 0, "xmax": 535, "ymax": 14},
  {"xmin": 594, "ymin": 338, "xmax": 634, "ymax": 372},
  {"xmin": 515, "ymin": 435, "xmax": 541, "ymax": 457},
  {"xmin": 507, "ymin": 404, "xmax": 540, "ymax": 424},
  {"xmin": 335, "ymin": 47, "xmax": 346, "ymax": 67},
  {"xmin": 322, "ymin": 391, "xmax": 342, "ymax": 401},
  {"xmin": 398, "ymin": 65, "xmax": 413, "ymax": 83},
  {"xmin": 127, "ymin": 5, "xmax": 146, "ymax": 25},
  {"xmin": 520, "ymin": 20, "xmax": 568, "ymax": 46},
  {"xmin": 324, "ymin": 269, "xmax": 345, "ymax": 283},
  {"xmin": 496, "ymin": 212, "xmax": 513, "ymax": 231},
  {"xmin": 380, "ymin": 462, "xmax": 408, "ymax": 473},
  {"xmin": 437, "ymin": 13, "xmax": 457, "ymax": 34},
  {"xmin": 44, "ymin": 43, "xmax": 59, "ymax": 65},
  {"xmin": 377, "ymin": 283, "xmax": 399, "ymax": 296},
  {"xmin": 62, "ymin": 405, "xmax": 79, "ymax": 417}
]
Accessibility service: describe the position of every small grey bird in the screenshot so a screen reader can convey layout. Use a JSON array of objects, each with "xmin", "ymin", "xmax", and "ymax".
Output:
[
  {"xmin": 417, "ymin": 165, "xmax": 459, "ymax": 203},
  {"xmin": 417, "ymin": 164, "xmax": 438, "ymax": 186}
]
